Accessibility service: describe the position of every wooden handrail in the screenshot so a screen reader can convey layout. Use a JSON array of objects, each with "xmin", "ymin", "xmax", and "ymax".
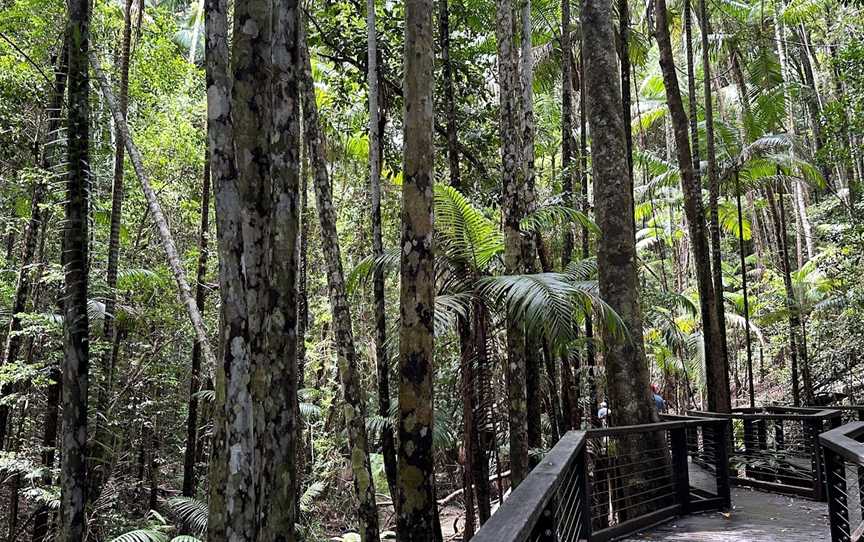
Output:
[
  {"xmin": 819, "ymin": 421, "xmax": 864, "ymax": 465},
  {"xmin": 472, "ymin": 430, "xmax": 586, "ymax": 542}
]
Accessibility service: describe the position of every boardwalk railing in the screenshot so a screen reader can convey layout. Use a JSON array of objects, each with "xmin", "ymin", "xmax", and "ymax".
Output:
[
  {"xmin": 689, "ymin": 406, "xmax": 842, "ymax": 500},
  {"xmin": 820, "ymin": 421, "xmax": 864, "ymax": 542},
  {"xmin": 473, "ymin": 417, "xmax": 730, "ymax": 542}
]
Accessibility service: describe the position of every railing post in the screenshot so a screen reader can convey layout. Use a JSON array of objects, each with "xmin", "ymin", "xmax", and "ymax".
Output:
[
  {"xmin": 670, "ymin": 426, "xmax": 691, "ymax": 514},
  {"xmin": 823, "ymin": 446, "xmax": 850, "ymax": 542},
  {"xmin": 713, "ymin": 420, "xmax": 732, "ymax": 510},
  {"xmin": 775, "ymin": 419, "xmax": 785, "ymax": 450},
  {"xmin": 808, "ymin": 419, "xmax": 826, "ymax": 501}
]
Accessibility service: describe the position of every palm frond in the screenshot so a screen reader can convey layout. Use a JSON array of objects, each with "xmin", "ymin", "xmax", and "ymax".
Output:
[
  {"xmin": 109, "ymin": 531, "xmax": 169, "ymax": 542},
  {"xmin": 165, "ymin": 497, "xmax": 208, "ymax": 536}
]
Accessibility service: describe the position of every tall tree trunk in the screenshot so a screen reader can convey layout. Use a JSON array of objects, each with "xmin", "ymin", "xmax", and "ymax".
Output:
[
  {"xmin": 103, "ymin": 0, "xmax": 132, "ymax": 345},
  {"xmin": 585, "ymin": 0, "xmax": 665, "ymax": 521},
  {"xmin": 32, "ymin": 361, "xmax": 60, "ymax": 542},
  {"xmin": 367, "ymin": 0, "xmax": 398, "ymax": 508},
  {"xmin": 619, "ymin": 0, "xmax": 634, "ymax": 184},
  {"xmin": 457, "ymin": 317, "xmax": 476, "ymax": 540},
  {"xmin": 765, "ymin": 183, "xmax": 805, "ymax": 406},
  {"xmin": 654, "ymin": 0, "xmax": 731, "ymax": 413},
  {"xmin": 735, "ymin": 172, "xmax": 755, "ymax": 408},
  {"xmin": 90, "ymin": 54, "xmax": 216, "ymax": 371},
  {"xmin": 520, "ymin": 0, "xmax": 542, "ymax": 457},
  {"xmin": 31, "ymin": 41, "xmax": 69, "ymax": 542},
  {"xmin": 578, "ymin": 50, "xmax": 596, "ymax": 418},
  {"xmin": 561, "ymin": 0, "xmax": 575, "ymax": 268},
  {"xmin": 398, "ymin": 0, "xmax": 438, "ymax": 538},
  {"xmin": 59, "ymin": 0, "xmax": 91, "ymax": 536},
  {"xmin": 586, "ymin": 0, "xmax": 656, "ymax": 428},
  {"xmin": 440, "ymin": 0, "xmax": 460, "ymax": 190},
  {"xmin": 90, "ymin": 0, "xmax": 134, "ymax": 492},
  {"xmin": 182, "ymin": 155, "xmax": 210, "ymax": 497},
  {"xmin": 683, "ymin": 0, "xmax": 701, "ymax": 188},
  {"xmin": 300, "ymin": 26, "xmax": 380, "ymax": 542},
  {"xmin": 472, "ymin": 301, "xmax": 492, "ymax": 523},
  {"xmin": 495, "ymin": 0, "xmax": 529, "ymax": 487},
  {"xmin": 206, "ymin": 0, "xmax": 301, "ymax": 536},
  {"xmin": 699, "ymin": 0, "xmax": 730, "ymax": 383}
]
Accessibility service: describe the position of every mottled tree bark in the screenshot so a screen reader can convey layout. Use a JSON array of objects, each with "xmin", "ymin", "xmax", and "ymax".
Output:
[
  {"xmin": 398, "ymin": 0, "xmax": 438, "ymax": 538},
  {"xmin": 585, "ymin": 0, "xmax": 656, "ymax": 428},
  {"xmin": 495, "ymin": 0, "xmax": 529, "ymax": 487},
  {"xmin": 654, "ymin": 0, "xmax": 730, "ymax": 412},
  {"xmin": 206, "ymin": 0, "xmax": 302, "ymax": 537},
  {"xmin": 584, "ymin": 0, "xmax": 663, "ymax": 521},
  {"xmin": 59, "ymin": 0, "xmax": 91, "ymax": 536},
  {"xmin": 300, "ymin": 21, "xmax": 380, "ymax": 541}
]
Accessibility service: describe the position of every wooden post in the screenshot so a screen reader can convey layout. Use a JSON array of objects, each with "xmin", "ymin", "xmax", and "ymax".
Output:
[
  {"xmin": 670, "ymin": 426, "xmax": 691, "ymax": 514},
  {"xmin": 713, "ymin": 421, "xmax": 732, "ymax": 510},
  {"xmin": 809, "ymin": 419, "xmax": 826, "ymax": 501},
  {"xmin": 757, "ymin": 419, "xmax": 767, "ymax": 450},
  {"xmin": 823, "ymin": 447, "xmax": 849, "ymax": 542},
  {"xmin": 775, "ymin": 419, "xmax": 785, "ymax": 451}
]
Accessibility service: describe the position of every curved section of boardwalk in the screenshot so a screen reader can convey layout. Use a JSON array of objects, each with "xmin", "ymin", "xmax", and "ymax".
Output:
[{"xmin": 622, "ymin": 485, "xmax": 829, "ymax": 541}]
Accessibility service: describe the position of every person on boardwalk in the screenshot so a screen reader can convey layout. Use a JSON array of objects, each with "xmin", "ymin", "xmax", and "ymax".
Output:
[{"xmin": 651, "ymin": 384, "xmax": 667, "ymax": 414}]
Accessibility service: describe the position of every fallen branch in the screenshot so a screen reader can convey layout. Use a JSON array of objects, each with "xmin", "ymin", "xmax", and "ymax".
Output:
[
  {"xmin": 89, "ymin": 52, "xmax": 217, "ymax": 371},
  {"xmin": 437, "ymin": 470, "xmax": 511, "ymax": 507}
]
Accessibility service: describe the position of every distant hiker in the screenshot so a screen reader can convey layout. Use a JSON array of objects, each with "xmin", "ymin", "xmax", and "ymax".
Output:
[
  {"xmin": 597, "ymin": 401, "xmax": 610, "ymax": 426},
  {"xmin": 652, "ymin": 383, "xmax": 667, "ymax": 413}
]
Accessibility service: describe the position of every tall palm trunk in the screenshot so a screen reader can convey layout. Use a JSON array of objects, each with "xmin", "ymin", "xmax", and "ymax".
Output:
[
  {"xmin": 519, "ymin": 0, "xmax": 543, "ymax": 456},
  {"xmin": 472, "ymin": 300, "xmax": 492, "ymax": 523},
  {"xmin": 299, "ymin": 25, "xmax": 380, "ymax": 542},
  {"xmin": 103, "ymin": 0, "xmax": 132, "ymax": 347},
  {"xmin": 182, "ymin": 154, "xmax": 210, "ymax": 497},
  {"xmin": 654, "ymin": 0, "xmax": 730, "ymax": 412},
  {"xmin": 398, "ymin": 0, "xmax": 438, "ymax": 539},
  {"xmin": 561, "ymin": 0, "xmax": 574, "ymax": 268},
  {"xmin": 31, "ymin": 40, "xmax": 69, "ymax": 542},
  {"xmin": 367, "ymin": 0, "xmax": 398, "ymax": 508},
  {"xmin": 59, "ymin": 0, "xmax": 91, "ymax": 536},
  {"xmin": 766, "ymin": 182, "xmax": 811, "ymax": 405},
  {"xmin": 699, "ymin": 0, "xmax": 730, "ymax": 381},
  {"xmin": 440, "ymin": 0, "xmax": 460, "ymax": 190},
  {"xmin": 496, "ymin": 0, "xmax": 529, "ymax": 487},
  {"xmin": 735, "ymin": 172, "xmax": 755, "ymax": 407},
  {"xmin": 90, "ymin": 0, "xmax": 134, "ymax": 491},
  {"xmin": 683, "ymin": 0, "xmax": 701, "ymax": 187},
  {"xmin": 579, "ymin": 49, "xmax": 596, "ymax": 416}
]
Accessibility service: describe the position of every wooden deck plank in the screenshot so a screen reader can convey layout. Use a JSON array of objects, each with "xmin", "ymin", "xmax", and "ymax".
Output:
[{"xmin": 620, "ymin": 465, "xmax": 830, "ymax": 542}]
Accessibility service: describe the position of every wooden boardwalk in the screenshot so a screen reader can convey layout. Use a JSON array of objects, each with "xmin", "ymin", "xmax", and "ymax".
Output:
[{"xmin": 621, "ymin": 465, "xmax": 830, "ymax": 541}]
